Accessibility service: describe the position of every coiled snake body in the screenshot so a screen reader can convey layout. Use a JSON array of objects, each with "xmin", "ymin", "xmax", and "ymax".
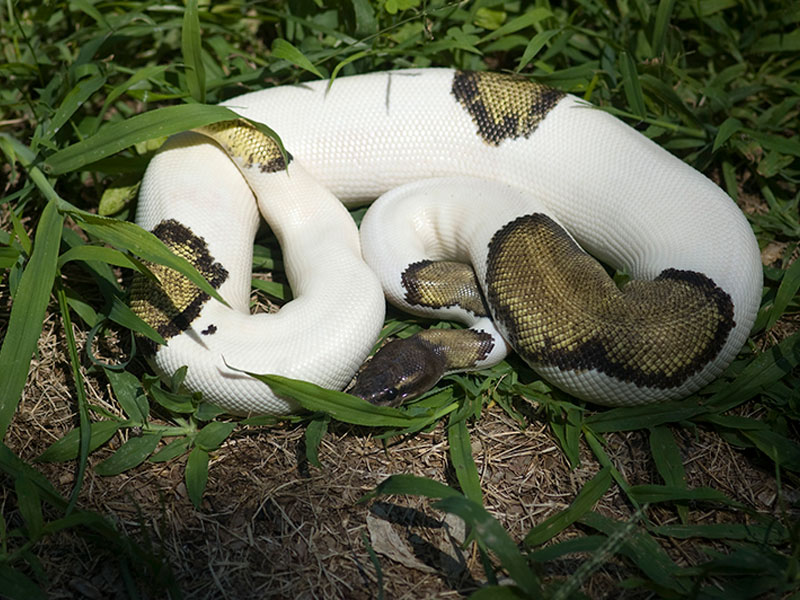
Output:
[{"xmin": 132, "ymin": 69, "xmax": 762, "ymax": 415}]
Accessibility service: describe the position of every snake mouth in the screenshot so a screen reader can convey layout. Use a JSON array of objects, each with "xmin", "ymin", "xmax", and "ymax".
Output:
[
  {"xmin": 349, "ymin": 336, "xmax": 447, "ymax": 406},
  {"xmin": 349, "ymin": 327, "xmax": 496, "ymax": 406}
]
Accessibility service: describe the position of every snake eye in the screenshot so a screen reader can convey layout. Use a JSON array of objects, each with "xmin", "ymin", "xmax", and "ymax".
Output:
[{"xmin": 382, "ymin": 388, "xmax": 399, "ymax": 403}]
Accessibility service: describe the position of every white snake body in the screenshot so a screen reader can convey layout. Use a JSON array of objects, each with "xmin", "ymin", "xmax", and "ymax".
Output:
[{"xmin": 135, "ymin": 68, "xmax": 762, "ymax": 415}]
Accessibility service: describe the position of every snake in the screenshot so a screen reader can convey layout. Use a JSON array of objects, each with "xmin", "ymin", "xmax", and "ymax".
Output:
[{"xmin": 131, "ymin": 68, "xmax": 762, "ymax": 415}]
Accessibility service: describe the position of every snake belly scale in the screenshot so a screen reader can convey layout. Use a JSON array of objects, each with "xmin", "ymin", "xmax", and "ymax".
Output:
[{"xmin": 132, "ymin": 68, "xmax": 762, "ymax": 415}]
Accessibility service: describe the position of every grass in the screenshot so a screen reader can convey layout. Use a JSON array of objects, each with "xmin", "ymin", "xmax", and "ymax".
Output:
[{"xmin": 1, "ymin": 0, "xmax": 799, "ymax": 597}]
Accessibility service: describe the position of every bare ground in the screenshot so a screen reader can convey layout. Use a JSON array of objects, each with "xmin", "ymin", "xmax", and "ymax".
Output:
[{"xmin": 1, "ymin": 307, "xmax": 793, "ymax": 600}]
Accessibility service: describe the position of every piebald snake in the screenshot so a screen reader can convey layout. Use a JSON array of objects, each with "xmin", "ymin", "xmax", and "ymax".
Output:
[{"xmin": 132, "ymin": 68, "xmax": 762, "ymax": 415}]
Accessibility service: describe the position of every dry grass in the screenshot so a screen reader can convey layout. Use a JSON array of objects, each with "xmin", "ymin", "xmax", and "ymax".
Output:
[{"xmin": 3, "ymin": 309, "xmax": 792, "ymax": 599}]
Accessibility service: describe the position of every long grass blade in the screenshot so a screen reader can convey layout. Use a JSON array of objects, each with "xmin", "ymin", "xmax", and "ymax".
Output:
[
  {"xmin": 707, "ymin": 331, "xmax": 800, "ymax": 412},
  {"xmin": 60, "ymin": 205, "xmax": 227, "ymax": 308},
  {"xmin": 45, "ymin": 104, "xmax": 243, "ymax": 174},
  {"xmin": 620, "ymin": 51, "xmax": 647, "ymax": 118},
  {"xmin": 0, "ymin": 200, "xmax": 64, "ymax": 439},
  {"xmin": 40, "ymin": 73, "xmax": 106, "ymax": 146},
  {"xmin": 651, "ymin": 0, "xmax": 676, "ymax": 57},
  {"xmin": 648, "ymin": 426, "xmax": 688, "ymax": 522},
  {"xmin": 524, "ymin": 467, "xmax": 612, "ymax": 546},
  {"xmin": 254, "ymin": 374, "xmax": 449, "ymax": 428},
  {"xmin": 436, "ymin": 495, "xmax": 542, "ymax": 597},
  {"xmin": 55, "ymin": 282, "xmax": 92, "ymax": 514},
  {"xmin": 360, "ymin": 474, "xmax": 461, "ymax": 503},
  {"xmin": 181, "ymin": 0, "xmax": 206, "ymax": 103},
  {"xmin": 581, "ymin": 511, "xmax": 688, "ymax": 594},
  {"xmin": 185, "ymin": 446, "xmax": 209, "ymax": 509},
  {"xmin": 447, "ymin": 411, "xmax": 482, "ymax": 504},
  {"xmin": 765, "ymin": 250, "xmax": 800, "ymax": 331}
]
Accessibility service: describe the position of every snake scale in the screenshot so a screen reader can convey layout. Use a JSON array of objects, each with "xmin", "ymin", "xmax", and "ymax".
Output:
[{"xmin": 132, "ymin": 68, "xmax": 762, "ymax": 415}]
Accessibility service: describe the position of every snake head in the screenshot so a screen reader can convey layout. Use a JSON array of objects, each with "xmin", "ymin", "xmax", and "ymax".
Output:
[{"xmin": 349, "ymin": 336, "xmax": 447, "ymax": 407}]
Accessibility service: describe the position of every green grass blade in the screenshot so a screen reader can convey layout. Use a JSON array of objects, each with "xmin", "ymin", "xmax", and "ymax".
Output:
[
  {"xmin": 329, "ymin": 50, "xmax": 370, "ymax": 85},
  {"xmin": 360, "ymin": 529, "xmax": 386, "ymax": 600},
  {"xmin": 350, "ymin": 0, "xmax": 377, "ymax": 37},
  {"xmin": 477, "ymin": 7, "xmax": 552, "ymax": 44},
  {"xmin": 584, "ymin": 429, "xmax": 633, "ymax": 499},
  {"xmin": 585, "ymin": 398, "xmax": 704, "ymax": 433},
  {"xmin": 147, "ymin": 384, "xmax": 196, "ymax": 414},
  {"xmin": 104, "ymin": 369, "xmax": 148, "ymax": 425},
  {"xmin": 652, "ymin": 522, "xmax": 787, "ymax": 544},
  {"xmin": 36, "ymin": 421, "xmax": 122, "ymax": 463},
  {"xmin": 765, "ymin": 251, "xmax": 800, "ymax": 331},
  {"xmin": 194, "ymin": 422, "xmax": 236, "ymax": 452},
  {"xmin": 549, "ymin": 405, "xmax": 582, "ymax": 467},
  {"xmin": 94, "ymin": 434, "xmax": 162, "ymax": 476},
  {"xmin": 361, "ymin": 473, "xmax": 461, "ymax": 503},
  {"xmin": 516, "ymin": 29, "xmax": 559, "ymax": 72},
  {"xmin": 304, "ymin": 415, "xmax": 329, "ymax": 468},
  {"xmin": 57, "ymin": 245, "xmax": 144, "ymax": 271},
  {"xmin": 749, "ymin": 130, "xmax": 800, "ymax": 158},
  {"xmin": 271, "ymin": 39, "xmax": 324, "ymax": 78},
  {"xmin": 185, "ymin": 446, "xmax": 209, "ymax": 509},
  {"xmin": 651, "ymin": 0, "xmax": 676, "ymax": 57},
  {"xmin": 108, "ymin": 295, "xmax": 165, "ymax": 345},
  {"xmin": 40, "ymin": 73, "xmax": 106, "ymax": 146},
  {"xmin": 435, "ymin": 495, "xmax": 542, "ymax": 597},
  {"xmin": 581, "ymin": 511, "xmax": 687, "ymax": 593},
  {"xmin": 524, "ymin": 467, "xmax": 612, "ymax": 546},
  {"xmin": 250, "ymin": 277, "xmax": 289, "ymax": 300},
  {"xmin": 15, "ymin": 475, "xmax": 44, "ymax": 540},
  {"xmin": 648, "ymin": 426, "xmax": 688, "ymax": 522},
  {"xmin": 627, "ymin": 484, "xmax": 742, "ymax": 507},
  {"xmin": 254, "ymin": 374, "xmax": 447, "ymax": 428},
  {"xmin": 0, "ymin": 564, "xmax": 46, "ymax": 600},
  {"xmin": 0, "ymin": 247, "xmax": 21, "ymax": 268},
  {"xmin": 0, "ymin": 442, "xmax": 69, "ymax": 510},
  {"xmin": 552, "ymin": 508, "xmax": 649, "ymax": 599},
  {"xmin": 527, "ymin": 535, "xmax": 607, "ymax": 562},
  {"xmin": 713, "ymin": 117, "xmax": 743, "ymax": 153},
  {"xmin": 0, "ymin": 200, "xmax": 64, "ymax": 439},
  {"xmin": 45, "ymin": 104, "xmax": 243, "ymax": 174},
  {"xmin": 751, "ymin": 29, "xmax": 800, "ymax": 53},
  {"xmin": 742, "ymin": 429, "xmax": 800, "ymax": 471},
  {"xmin": 620, "ymin": 51, "xmax": 647, "ymax": 118},
  {"xmin": 447, "ymin": 411, "xmax": 482, "ymax": 504},
  {"xmin": 150, "ymin": 437, "xmax": 191, "ymax": 463},
  {"xmin": 60, "ymin": 206, "xmax": 227, "ymax": 308},
  {"xmin": 55, "ymin": 282, "xmax": 91, "ymax": 514},
  {"xmin": 181, "ymin": 0, "xmax": 206, "ymax": 103},
  {"xmin": 70, "ymin": 0, "xmax": 110, "ymax": 29},
  {"xmin": 96, "ymin": 65, "xmax": 170, "ymax": 127},
  {"xmin": 706, "ymin": 331, "xmax": 800, "ymax": 412}
]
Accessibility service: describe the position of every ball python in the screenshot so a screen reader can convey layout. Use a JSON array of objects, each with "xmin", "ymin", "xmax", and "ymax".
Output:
[{"xmin": 132, "ymin": 68, "xmax": 762, "ymax": 415}]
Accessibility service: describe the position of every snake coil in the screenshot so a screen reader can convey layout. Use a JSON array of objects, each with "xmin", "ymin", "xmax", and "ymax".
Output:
[{"xmin": 133, "ymin": 69, "xmax": 762, "ymax": 415}]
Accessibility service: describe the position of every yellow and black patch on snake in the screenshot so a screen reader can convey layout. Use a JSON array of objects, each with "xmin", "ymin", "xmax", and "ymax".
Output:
[
  {"xmin": 130, "ymin": 219, "xmax": 228, "ymax": 354},
  {"xmin": 199, "ymin": 119, "xmax": 292, "ymax": 173},
  {"xmin": 402, "ymin": 260, "xmax": 489, "ymax": 317},
  {"xmin": 483, "ymin": 213, "xmax": 735, "ymax": 389},
  {"xmin": 132, "ymin": 68, "xmax": 762, "ymax": 415},
  {"xmin": 451, "ymin": 70, "xmax": 565, "ymax": 145}
]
